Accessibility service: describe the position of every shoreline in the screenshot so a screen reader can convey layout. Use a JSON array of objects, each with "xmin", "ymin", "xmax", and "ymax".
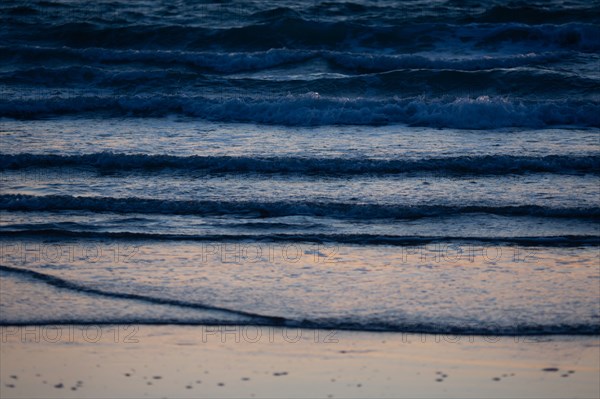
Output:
[{"xmin": 1, "ymin": 325, "xmax": 598, "ymax": 398}]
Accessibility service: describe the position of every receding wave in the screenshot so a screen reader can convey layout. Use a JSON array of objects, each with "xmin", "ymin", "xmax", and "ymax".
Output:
[
  {"xmin": 1, "ymin": 194, "xmax": 598, "ymax": 220},
  {"xmin": 0, "ymin": 264, "xmax": 282, "ymax": 323},
  {"xmin": 1, "ymin": 264, "xmax": 598, "ymax": 335},
  {"xmin": 1, "ymin": 229, "xmax": 597, "ymax": 247},
  {"xmin": 2, "ymin": 153, "xmax": 598, "ymax": 175},
  {"xmin": 2, "ymin": 94, "xmax": 598, "ymax": 128}
]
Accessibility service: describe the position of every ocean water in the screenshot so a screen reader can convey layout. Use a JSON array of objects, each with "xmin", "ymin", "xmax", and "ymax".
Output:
[{"xmin": 0, "ymin": 0, "xmax": 599, "ymax": 334}]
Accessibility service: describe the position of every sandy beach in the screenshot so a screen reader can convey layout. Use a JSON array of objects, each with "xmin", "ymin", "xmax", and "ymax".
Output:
[{"xmin": 1, "ymin": 325, "xmax": 598, "ymax": 398}]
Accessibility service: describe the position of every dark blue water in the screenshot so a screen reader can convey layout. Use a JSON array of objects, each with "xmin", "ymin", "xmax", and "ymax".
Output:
[{"xmin": 1, "ymin": 0, "xmax": 599, "ymax": 126}]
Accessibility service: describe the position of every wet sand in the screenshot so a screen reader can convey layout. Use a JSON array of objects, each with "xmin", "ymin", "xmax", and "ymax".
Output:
[{"xmin": 1, "ymin": 325, "xmax": 598, "ymax": 398}]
